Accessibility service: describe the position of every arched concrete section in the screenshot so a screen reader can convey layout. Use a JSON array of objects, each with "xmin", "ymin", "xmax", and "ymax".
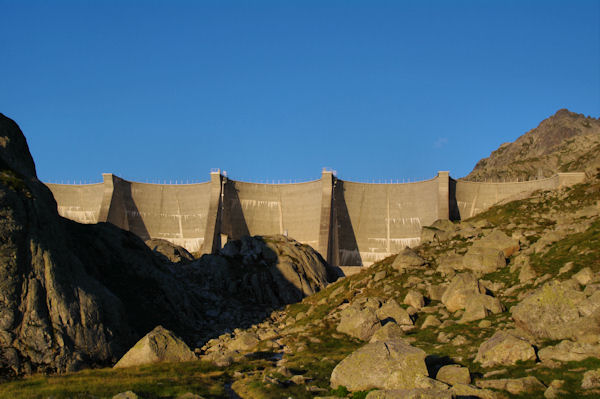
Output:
[
  {"xmin": 333, "ymin": 176, "xmax": 442, "ymax": 266},
  {"xmin": 46, "ymin": 182, "xmax": 105, "ymax": 223},
  {"xmin": 453, "ymin": 173, "xmax": 585, "ymax": 219},
  {"xmin": 221, "ymin": 179, "xmax": 323, "ymax": 250},
  {"xmin": 113, "ymin": 178, "xmax": 211, "ymax": 253},
  {"xmin": 46, "ymin": 170, "xmax": 586, "ymax": 266}
]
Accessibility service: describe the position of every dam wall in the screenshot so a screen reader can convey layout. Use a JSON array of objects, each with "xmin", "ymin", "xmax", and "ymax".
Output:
[
  {"xmin": 221, "ymin": 179, "xmax": 323, "ymax": 250},
  {"xmin": 453, "ymin": 172, "xmax": 586, "ymax": 219},
  {"xmin": 46, "ymin": 182, "xmax": 105, "ymax": 224},
  {"xmin": 46, "ymin": 170, "xmax": 586, "ymax": 266},
  {"xmin": 333, "ymin": 175, "xmax": 444, "ymax": 266}
]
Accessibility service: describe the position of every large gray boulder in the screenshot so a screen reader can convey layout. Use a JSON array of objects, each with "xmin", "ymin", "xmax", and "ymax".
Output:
[
  {"xmin": 441, "ymin": 273, "xmax": 483, "ymax": 312},
  {"xmin": 330, "ymin": 339, "xmax": 437, "ymax": 391},
  {"xmin": 337, "ymin": 305, "xmax": 381, "ymax": 341},
  {"xmin": 511, "ymin": 280, "xmax": 597, "ymax": 341},
  {"xmin": 114, "ymin": 326, "xmax": 196, "ymax": 368},
  {"xmin": 475, "ymin": 330, "xmax": 536, "ymax": 367},
  {"xmin": 376, "ymin": 299, "xmax": 413, "ymax": 326},
  {"xmin": 460, "ymin": 294, "xmax": 504, "ymax": 323},
  {"xmin": 365, "ymin": 388, "xmax": 452, "ymax": 399},
  {"xmin": 462, "ymin": 247, "xmax": 506, "ymax": 275},
  {"xmin": 392, "ymin": 248, "xmax": 427, "ymax": 271},
  {"xmin": 472, "ymin": 229, "xmax": 520, "ymax": 257},
  {"xmin": 538, "ymin": 340, "xmax": 600, "ymax": 362}
]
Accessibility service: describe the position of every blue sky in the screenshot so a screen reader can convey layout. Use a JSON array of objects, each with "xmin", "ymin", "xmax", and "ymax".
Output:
[{"xmin": 1, "ymin": 1, "xmax": 598, "ymax": 183}]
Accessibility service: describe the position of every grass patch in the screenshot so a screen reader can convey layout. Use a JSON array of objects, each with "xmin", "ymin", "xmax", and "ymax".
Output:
[{"xmin": 0, "ymin": 361, "xmax": 228, "ymax": 399}]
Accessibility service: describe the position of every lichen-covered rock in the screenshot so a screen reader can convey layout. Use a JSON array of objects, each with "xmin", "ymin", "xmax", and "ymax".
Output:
[
  {"xmin": 441, "ymin": 273, "xmax": 482, "ymax": 312},
  {"xmin": 392, "ymin": 248, "xmax": 427, "ymax": 271},
  {"xmin": 460, "ymin": 294, "xmax": 504, "ymax": 323},
  {"xmin": 365, "ymin": 388, "xmax": 452, "ymax": 399},
  {"xmin": 228, "ymin": 332, "xmax": 259, "ymax": 352},
  {"xmin": 582, "ymin": 369, "xmax": 600, "ymax": 389},
  {"xmin": 403, "ymin": 290, "xmax": 425, "ymax": 310},
  {"xmin": 462, "ymin": 247, "xmax": 506, "ymax": 275},
  {"xmin": 476, "ymin": 376, "xmax": 545, "ymax": 394},
  {"xmin": 472, "ymin": 229, "xmax": 520, "ymax": 257},
  {"xmin": 539, "ymin": 340, "xmax": 600, "ymax": 362},
  {"xmin": 436, "ymin": 365, "xmax": 471, "ymax": 385},
  {"xmin": 511, "ymin": 280, "xmax": 593, "ymax": 341},
  {"xmin": 337, "ymin": 305, "xmax": 381, "ymax": 341},
  {"xmin": 474, "ymin": 330, "xmax": 536, "ymax": 367},
  {"xmin": 370, "ymin": 323, "xmax": 406, "ymax": 343},
  {"xmin": 330, "ymin": 340, "xmax": 432, "ymax": 391},
  {"xmin": 114, "ymin": 326, "xmax": 196, "ymax": 368},
  {"xmin": 376, "ymin": 299, "xmax": 413, "ymax": 326}
]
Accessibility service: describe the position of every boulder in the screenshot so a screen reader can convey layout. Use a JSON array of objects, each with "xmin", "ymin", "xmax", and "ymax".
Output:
[
  {"xmin": 476, "ymin": 376, "xmax": 545, "ymax": 394},
  {"xmin": 582, "ymin": 369, "xmax": 600, "ymax": 389},
  {"xmin": 462, "ymin": 247, "xmax": 506, "ymax": 275},
  {"xmin": 578, "ymin": 290, "xmax": 600, "ymax": 317},
  {"xmin": 330, "ymin": 339, "xmax": 433, "ymax": 391},
  {"xmin": 474, "ymin": 330, "xmax": 536, "ymax": 367},
  {"xmin": 392, "ymin": 248, "xmax": 427, "ymax": 271},
  {"xmin": 365, "ymin": 388, "xmax": 452, "ymax": 399},
  {"xmin": 436, "ymin": 254, "xmax": 465, "ymax": 275},
  {"xmin": 376, "ymin": 299, "xmax": 413, "ymax": 326},
  {"xmin": 472, "ymin": 229, "xmax": 520, "ymax": 257},
  {"xmin": 370, "ymin": 323, "xmax": 406, "ymax": 343},
  {"xmin": 420, "ymin": 316, "xmax": 442, "ymax": 329},
  {"xmin": 112, "ymin": 392, "xmax": 139, "ymax": 399},
  {"xmin": 538, "ymin": 340, "xmax": 600, "ymax": 362},
  {"xmin": 427, "ymin": 284, "xmax": 448, "ymax": 301},
  {"xmin": 460, "ymin": 294, "xmax": 504, "ymax": 323},
  {"xmin": 436, "ymin": 364, "xmax": 471, "ymax": 385},
  {"xmin": 450, "ymin": 383, "xmax": 497, "ymax": 399},
  {"xmin": 228, "ymin": 332, "xmax": 259, "ymax": 352},
  {"xmin": 574, "ymin": 267, "xmax": 595, "ymax": 286},
  {"xmin": 337, "ymin": 305, "xmax": 381, "ymax": 341},
  {"xmin": 512, "ymin": 280, "xmax": 593, "ymax": 341},
  {"xmin": 114, "ymin": 326, "xmax": 196, "ymax": 368},
  {"xmin": 145, "ymin": 238, "xmax": 195, "ymax": 264},
  {"xmin": 441, "ymin": 273, "xmax": 482, "ymax": 312},
  {"xmin": 403, "ymin": 290, "xmax": 425, "ymax": 310}
]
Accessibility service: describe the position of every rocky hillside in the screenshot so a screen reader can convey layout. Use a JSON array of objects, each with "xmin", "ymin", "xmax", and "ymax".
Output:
[
  {"xmin": 465, "ymin": 109, "xmax": 600, "ymax": 181},
  {"xmin": 192, "ymin": 176, "xmax": 600, "ymax": 399},
  {"xmin": 0, "ymin": 113, "xmax": 333, "ymax": 379}
]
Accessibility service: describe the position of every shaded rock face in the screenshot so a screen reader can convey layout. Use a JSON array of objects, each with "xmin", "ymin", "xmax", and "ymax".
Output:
[
  {"xmin": 145, "ymin": 239, "xmax": 195, "ymax": 264},
  {"xmin": 185, "ymin": 234, "xmax": 333, "ymax": 307},
  {"xmin": 114, "ymin": 326, "xmax": 196, "ymax": 368},
  {"xmin": 0, "ymin": 114, "xmax": 205, "ymax": 376},
  {"xmin": 466, "ymin": 109, "xmax": 600, "ymax": 181}
]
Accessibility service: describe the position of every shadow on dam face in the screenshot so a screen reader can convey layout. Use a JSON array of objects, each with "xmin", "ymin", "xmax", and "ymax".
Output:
[
  {"xmin": 333, "ymin": 181, "xmax": 362, "ymax": 266},
  {"xmin": 112, "ymin": 178, "xmax": 151, "ymax": 241},
  {"xmin": 221, "ymin": 182, "xmax": 250, "ymax": 240}
]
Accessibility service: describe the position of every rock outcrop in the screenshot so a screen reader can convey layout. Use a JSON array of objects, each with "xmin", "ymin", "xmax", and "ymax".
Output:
[{"xmin": 466, "ymin": 109, "xmax": 600, "ymax": 180}]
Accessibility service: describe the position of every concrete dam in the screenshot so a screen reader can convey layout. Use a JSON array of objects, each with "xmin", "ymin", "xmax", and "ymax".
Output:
[{"xmin": 46, "ymin": 170, "xmax": 585, "ymax": 268}]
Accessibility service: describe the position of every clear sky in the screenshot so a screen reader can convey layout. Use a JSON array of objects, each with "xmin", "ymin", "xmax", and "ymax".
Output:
[{"xmin": 1, "ymin": 1, "xmax": 598, "ymax": 184}]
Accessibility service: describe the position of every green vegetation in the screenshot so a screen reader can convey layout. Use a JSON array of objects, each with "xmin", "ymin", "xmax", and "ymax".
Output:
[{"xmin": 0, "ymin": 361, "xmax": 228, "ymax": 399}]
